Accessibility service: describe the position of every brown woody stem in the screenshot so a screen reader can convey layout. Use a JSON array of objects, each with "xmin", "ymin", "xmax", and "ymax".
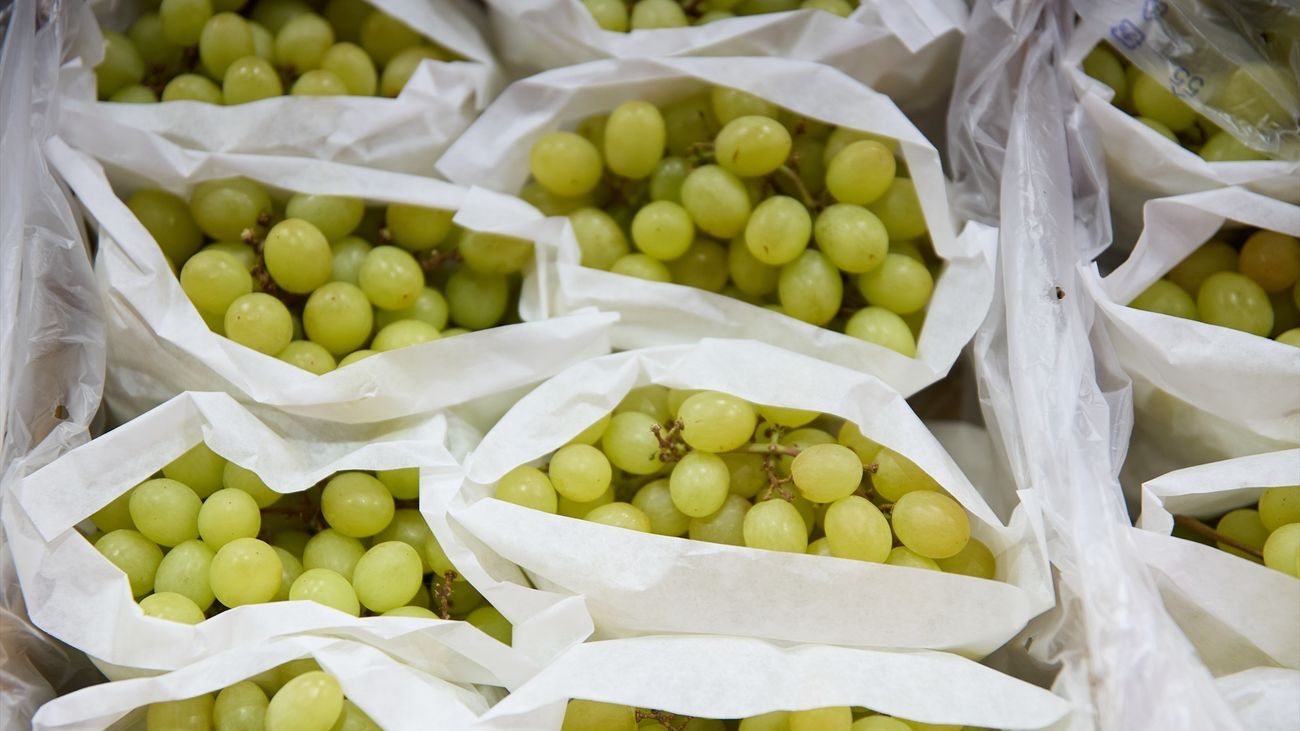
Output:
[{"xmin": 1173, "ymin": 514, "xmax": 1264, "ymax": 559}]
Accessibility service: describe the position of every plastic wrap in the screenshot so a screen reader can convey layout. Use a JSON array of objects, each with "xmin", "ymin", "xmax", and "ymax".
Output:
[{"xmin": 439, "ymin": 56, "xmax": 997, "ymax": 399}]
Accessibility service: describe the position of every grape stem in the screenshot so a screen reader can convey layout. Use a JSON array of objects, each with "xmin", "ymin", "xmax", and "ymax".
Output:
[
  {"xmin": 635, "ymin": 710, "xmax": 689, "ymax": 731},
  {"xmin": 1173, "ymin": 514, "xmax": 1265, "ymax": 559},
  {"xmin": 418, "ymin": 248, "xmax": 462, "ymax": 273},
  {"xmin": 771, "ymin": 163, "xmax": 819, "ymax": 211},
  {"xmin": 432, "ymin": 570, "xmax": 458, "ymax": 620},
  {"xmin": 739, "ymin": 443, "xmax": 800, "ymax": 457},
  {"xmin": 651, "ymin": 419, "xmax": 689, "ymax": 463}
]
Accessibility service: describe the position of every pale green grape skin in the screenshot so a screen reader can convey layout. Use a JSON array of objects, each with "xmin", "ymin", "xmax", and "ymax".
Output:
[
  {"xmin": 209, "ymin": 538, "xmax": 282, "ymax": 606},
  {"xmin": 374, "ymin": 288, "xmax": 448, "ymax": 332},
  {"xmin": 530, "ymin": 132, "xmax": 604, "ymax": 197},
  {"xmin": 337, "ymin": 349, "xmax": 377, "ymax": 366},
  {"xmin": 1083, "ymin": 45, "xmax": 1127, "ymax": 103},
  {"xmin": 678, "ymin": 391, "xmax": 758, "ymax": 452},
  {"xmin": 213, "ymin": 681, "xmax": 268, "ymax": 731},
  {"xmin": 778, "ymin": 249, "xmax": 843, "ymax": 326},
  {"xmin": 886, "ymin": 546, "xmax": 941, "ymax": 571},
  {"xmin": 1263, "ymin": 523, "xmax": 1300, "ymax": 577},
  {"xmin": 715, "ymin": 115, "xmax": 792, "ymax": 177},
  {"xmin": 711, "ymin": 86, "xmax": 779, "ymax": 126},
  {"xmin": 181, "ymin": 250, "xmax": 253, "ymax": 315},
  {"xmin": 870, "ymin": 448, "xmax": 940, "ymax": 501},
  {"xmin": 200, "ymin": 12, "xmax": 255, "ymax": 79},
  {"xmin": 570, "ymin": 208, "xmax": 630, "ymax": 270},
  {"xmin": 223, "ymin": 56, "xmax": 284, "ymax": 104},
  {"xmin": 460, "ymin": 231, "xmax": 535, "ymax": 276},
  {"xmin": 96, "ymin": 31, "xmax": 146, "ymax": 100},
  {"xmin": 604, "ymin": 100, "xmax": 666, "ymax": 179},
  {"xmin": 549, "ymin": 444, "xmax": 613, "ymax": 502},
  {"xmin": 130, "ymin": 478, "xmax": 202, "ymax": 547},
  {"xmin": 358, "ymin": 246, "xmax": 424, "ymax": 311},
  {"xmin": 739, "ymin": 711, "xmax": 790, "ymax": 731},
  {"xmin": 1239, "ymin": 230, "xmax": 1300, "ymax": 294},
  {"xmin": 385, "ymin": 204, "xmax": 453, "ymax": 252},
  {"xmin": 91, "ymin": 491, "xmax": 135, "ymax": 533},
  {"xmin": 743, "ymin": 499, "xmax": 809, "ymax": 553},
  {"xmin": 129, "ymin": 13, "xmax": 184, "ymax": 72},
  {"xmin": 1201, "ymin": 131, "xmax": 1269, "ymax": 161},
  {"xmin": 1215, "ymin": 508, "xmax": 1270, "ymax": 561},
  {"xmin": 140, "ymin": 591, "xmax": 207, "ymax": 624},
  {"xmin": 806, "ymin": 537, "xmax": 834, "ymax": 557},
  {"xmin": 845, "ymin": 306, "xmax": 917, "ymax": 357},
  {"xmin": 1129, "ymin": 279, "xmax": 1197, "ymax": 319},
  {"xmin": 722, "ymin": 452, "xmax": 767, "ymax": 498},
  {"xmin": 128, "ymin": 189, "xmax": 204, "ymax": 263},
  {"xmin": 857, "ymin": 252, "xmax": 933, "ymax": 315},
  {"xmin": 272, "ymin": 530, "xmax": 311, "ymax": 557},
  {"xmin": 265, "ymin": 671, "xmax": 344, "ymax": 731},
  {"xmin": 802, "ymin": 0, "xmax": 853, "ymax": 15},
  {"xmin": 289, "ymin": 567, "xmax": 360, "ymax": 615},
  {"xmin": 203, "ymin": 241, "xmax": 257, "ymax": 269},
  {"xmin": 278, "ymin": 340, "xmax": 335, "ymax": 375},
  {"xmin": 668, "ymin": 239, "xmax": 729, "ymax": 292},
  {"xmin": 1131, "ymin": 71, "xmax": 1197, "ymax": 132},
  {"xmin": 251, "ymin": 0, "xmax": 310, "ymax": 34},
  {"xmin": 745, "ymin": 196, "xmax": 812, "ymax": 265},
  {"xmin": 380, "ymin": 46, "xmax": 442, "ymax": 97},
  {"xmin": 690, "ymin": 494, "xmax": 750, "ymax": 545},
  {"xmin": 249, "ymin": 20, "xmax": 273, "ymax": 59},
  {"xmin": 562, "ymin": 700, "xmax": 637, "ymax": 731},
  {"xmin": 373, "ymin": 510, "xmax": 441, "ymax": 573},
  {"xmin": 359, "ymin": 10, "xmax": 420, "ymax": 66},
  {"xmin": 570, "ymin": 413, "xmax": 612, "ymax": 446},
  {"xmin": 303, "ymin": 529, "xmax": 366, "ymax": 580},
  {"xmin": 630, "ymin": 0, "xmax": 689, "ymax": 28},
  {"xmin": 225, "ymin": 293, "xmax": 295, "ymax": 355},
  {"xmin": 601, "ymin": 411, "xmax": 664, "ymax": 475},
  {"xmin": 669, "ymin": 451, "xmax": 732, "ymax": 517},
  {"xmin": 663, "ymin": 93, "xmax": 719, "ymax": 156},
  {"xmin": 1197, "ymin": 271, "xmax": 1274, "ymax": 337},
  {"xmin": 584, "ymin": 0, "xmax": 629, "ymax": 31},
  {"xmin": 697, "ymin": 9, "xmax": 736, "ymax": 23},
  {"xmin": 320, "ymin": 42, "xmax": 378, "ymax": 96},
  {"xmin": 303, "ymin": 282, "xmax": 373, "ymax": 356},
  {"xmin": 851, "ymin": 716, "xmax": 912, "ymax": 731},
  {"xmin": 892, "ymin": 491, "xmax": 971, "ymax": 559},
  {"xmin": 272, "ymin": 547, "xmax": 304, "ymax": 601},
  {"xmin": 680, "ymin": 165, "xmax": 752, "ymax": 238},
  {"xmin": 823, "ymin": 495, "xmax": 890, "ymax": 562},
  {"xmin": 632, "ymin": 200, "xmax": 695, "ymax": 260},
  {"xmin": 936, "ymin": 537, "xmax": 997, "ymax": 580},
  {"xmin": 264, "ymin": 219, "xmax": 333, "ymax": 294},
  {"xmin": 1259, "ymin": 486, "xmax": 1300, "ymax": 532},
  {"xmin": 352, "ymin": 541, "xmax": 423, "ymax": 612},
  {"xmin": 377, "ymin": 468, "xmax": 420, "ymax": 501},
  {"xmin": 650, "ymin": 157, "xmax": 689, "ymax": 203},
  {"xmin": 815, "ymin": 204, "xmax": 888, "ymax": 273},
  {"xmin": 163, "ymin": 73, "xmax": 224, "ymax": 103},
  {"xmin": 633, "ymin": 479, "xmax": 691, "ymax": 535},
  {"xmin": 274, "ymin": 13, "xmax": 334, "ymax": 72},
  {"xmin": 190, "ymin": 177, "xmax": 272, "ymax": 241},
  {"xmin": 825, "ymin": 141, "xmax": 895, "ymax": 205},
  {"xmin": 285, "ymin": 194, "xmax": 363, "ymax": 241},
  {"xmin": 467, "ymin": 606, "xmax": 513, "ymax": 646},
  {"xmin": 867, "ymin": 178, "xmax": 927, "ymax": 241},
  {"xmin": 147, "ymin": 695, "xmax": 214, "ymax": 731},
  {"xmin": 96, "ymin": 530, "xmax": 164, "ymax": 598},
  {"xmin": 496, "ymin": 466, "xmax": 559, "ymax": 513},
  {"xmin": 791, "ymin": 443, "xmax": 863, "ymax": 502},
  {"xmin": 384, "ymin": 606, "xmax": 438, "ymax": 619},
  {"xmin": 197, "ymin": 488, "xmax": 261, "ymax": 549},
  {"xmin": 1136, "ymin": 117, "xmax": 1178, "ymax": 143},
  {"xmin": 446, "ymin": 269, "xmax": 509, "ymax": 330},
  {"xmin": 160, "ymin": 0, "xmax": 214, "ymax": 46},
  {"xmin": 321, "ymin": 472, "xmax": 394, "ymax": 538},
  {"xmin": 586, "ymin": 502, "xmax": 653, "ymax": 532},
  {"xmin": 155, "ymin": 539, "xmax": 217, "ymax": 610},
  {"xmin": 611, "ymin": 253, "xmax": 672, "ymax": 282},
  {"xmin": 371, "ymin": 319, "xmax": 440, "ymax": 352},
  {"xmin": 729, "ymin": 235, "xmax": 780, "ymax": 296},
  {"xmin": 788, "ymin": 708, "xmax": 851, "ymax": 731}
]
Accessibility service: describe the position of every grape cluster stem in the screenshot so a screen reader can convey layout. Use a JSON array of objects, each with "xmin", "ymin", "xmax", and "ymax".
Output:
[
  {"xmin": 1173, "ymin": 514, "xmax": 1266, "ymax": 560},
  {"xmin": 432, "ymin": 570, "xmax": 459, "ymax": 620},
  {"xmin": 634, "ymin": 709, "xmax": 689, "ymax": 731}
]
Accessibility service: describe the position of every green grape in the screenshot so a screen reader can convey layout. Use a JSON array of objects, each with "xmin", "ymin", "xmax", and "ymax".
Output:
[
  {"xmin": 650, "ymin": 157, "xmax": 689, "ymax": 203},
  {"xmin": 576, "ymin": 113, "xmax": 608, "ymax": 151},
  {"xmin": 251, "ymin": 0, "xmax": 309, "ymax": 32},
  {"xmin": 669, "ymin": 451, "xmax": 731, "ymax": 517},
  {"xmin": 272, "ymin": 529, "xmax": 311, "ymax": 557},
  {"xmin": 668, "ymin": 239, "xmax": 728, "ymax": 292},
  {"xmin": 214, "ymin": 681, "xmax": 268, "ymax": 731},
  {"xmin": 728, "ymin": 235, "xmax": 779, "ymax": 296},
  {"xmin": 460, "ymin": 231, "xmax": 534, "ymax": 275},
  {"xmin": 273, "ymin": 12, "xmax": 333, "ymax": 72},
  {"xmin": 1215, "ymin": 508, "xmax": 1269, "ymax": 561},
  {"xmin": 570, "ymin": 208, "xmax": 630, "ymax": 270},
  {"xmin": 359, "ymin": 10, "xmax": 420, "ymax": 66},
  {"xmin": 128, "ymin": 189, "xmax": 204, "ymax": 263},
  {"xmin": 197, "ymin": 488, "xmax": 261, "ymax": 549},
  {"xmin": 549, "ymin": 444, "xmax": 613, "ymax": 502},
  {"xmin": 496, "ymin": 466, "xmax": 559, "ymax": 513},
  {"xmin": 737, "ymin": 0, "xmax": 801, "ymax": 12},
  {"xmin": 714, "ymin": 115, "xmax": 792, "ymax": 178},
  {"xmin": 467, "ymin": 606, "xmax": 513, "ymax": 645},
  {"xmin": 867, "ymin": 178, "xmax": 927, "ymax": 241},
  {"xmin": 690, "ymin": 494, "xmax": 750, "ymax": 545},
  {"xmin": 160, "ymin": 0, "xmax": 214, "ymax": 46},
  {"xmin": 303, "ymin": 529, "xmax": 365, "ymax": 580},
  {"xmin": 711, "ymin": 86, "xmax": 778, "ymax": 126},
  {"xmin": 821, "ymin": 495, "xmax": 890, "ymax": 562},
  {"xmin": 745, "ymin": 196, "xmax": 812, "ymax": 265},
  {"xmin": 200, "ymin": 13, "xmax": 255, "ymax": 79},
  {"xmin": 337, "ymin": 349, "xmax": 376, "ymax": 366},
  {"xmin": 223, "ymin": 55, "xmax": 283, "ymax": 104},
  {"xmin": 1135, "ymin": 116, "xmax": 1178, "ymax": 143},
  {"xmin": 130, "ymin": 478, "xmax": 202, "ymax": 547},
  {"xmin": 375, "ymin": 45, "xmax": 437, "ymax": 96},
  {"xmin": 446, "ymin": 269, "xmax": 509, "ymax": 329},
  {"xmin": 1131, "ymin": 71, "xmax": 1197, "ymax": 132},
  {"xmin": 663, "ymin": 93, "xmax": 718, "ymax": 156},
  {"xmin": 803, "ymin": 0, "xmax": 853, "ymax": 14},
  {"xmin": 1275, "ymin": 328, "xmax": 1300, "ymax": 346},
  {"xmin": 91, "ymin": 491, "xmax": 135, "ymax": 533},
  {"xmin": 209, "ymin": 537, "xmax": 282, "ymax": 606},
  {"xmin": 321, "ymin": 472, "xmax": 394, "ymax": 538},
  {"xmin": 562, "ymin": 700, "xmax": 637, "ymax": 731},
  {"xmin": 744, "ymin": 498, "xmax": 808, "ymax": 553},
  {"xmin": 696, "ymin": 9, "xmax": 736, "ymax": 22},
  {"xmin": 385, "ymin": 204, "xmax": 453, "ymax": 252},
  {"xmin": 791, "ymin": 444, "xmax": 863, "ymax": 502},
  {"xmin": 371, "ymin": 319, "xmax": 440, "ymax": 351},
  {"xmin": 225, "ymin": 293, "xmax": 294, "ymax": 355},
  {"xmin": 249, "ymin": 20, "xmax": 274, "ymax": 59},
  {"xmin": 935, "ymin": 537, "xmax": 996, "ymax": 579},
  {"xmin": 320, "ymin": 42, "xmax": 377, "ymax": 96},
  {"xmin": 147, "ymin": 695, "xmax": 214, "ymax": 731},
  {"xmin": 631, "ymin": 200, "xmax": 695, "ymax": 260},
  {"xmin": 586, "ymin": 502, "xmax": 653, "ymax": 532},
  {"xmin": 1263, "ymin": 523, "xmax": 1300, "ymax": 577},
  {"xmin": 603, "ymin": 100, "xmax": 666, "ymax": 179},
  {"xmin": 385, "ymin": 605, "xmax": 438, "ymax": 618},
  {"xmin": 303, "ymin": 282, "xmax": 373, "ymax": 355},
  {"xmin": 813, "ymin": 204, "xmax": 887, "ymax": 274},
  {"xmin": 265, "ymin": 671, "xmax": 343, "ymax": 731},
  {"xmin": 739, "ymin": 711, "xmax": 791, "ymax": 731},
  {"xmin": 1271, "ymin": 289, "xmax": 1300, "ymax": 335},
  {"xmin": 629, "ymin": 0, "xmax": 689, "ymax": 28},
  {"xmin": 181, "ymin": 250, "xmax": 253, "ymax": 315},
  {"xmin": 857, "ymin": 253, "xmax": 933, "ymax": 315},
  {"xmin": 870, "ymin": 448, "xmax": 940, "ymax": 501},
  {"xmin": 272, "ymin": 547, "xmax": 304, "ymax": 601},
  {"xmin": 788, "ymin": 708, "xmax": 851, "ymax": 731},
  {"xmin": 886, "ymin": 546, "xmax": 941, "ymax": 571},
  {"xmin": 358, "ymin": 246, "xmax": 423, "ymax": 311},
  {"xmin": 1083, "ymin": 45, "xmax": 1127, "ymax": 103},
  {"xmin": 446, "ymin": 577, "xmax": 483, "ymax": 615},
  {"xmin": 583, "ymin": 0, "xmax": 629, "ymax": 31},
  {"xmin": 190, "ymin": 177, "xmax": 272, "ymax": 241},
  {"xmin": 788, "ymin": 135, "xmax": 828, "ymax": 197},
  {"xmin": 129, "ymin": 13, "xmax": 184, "ymax": 72},
  {"xmin": 1259, "ymin": 486, "xmax": 1300, "ymax": 532},
  {"xmin": 601, "ymin": 411, "xmax": 664, "ymax": 475},
  {"xmin": 323, "ymin": 0, "xmax": 368, "ymax": 42},
  {"xmin": 1198, "ymin": 271, "xmax": 1274, "ymax": 336},
  {"xmin": 375, "ymin": 468, "xmax": 419, "ymax": 501},
  {"xmin": 824, "ymin": 128, "xmax": 897, "ymax": 165},
  {"xmin": 108, "ymin": 85, "xmax": 158, "ymax": 103},
  {"xmin": 825, "ymin": 140, "xmax": 895, "ymax": 205},
  {"xmin": 778, "ymin": 250, "xmax": 842, "ymax": 325},
  {"xmin": 374, "ymin": 287, "xmax": 448, "ymax": 332},
  {"xmin": 1213, "ymin": 63, "xmax": 1296, "ymax": 131},
  {"xmin": 155, "ymin": 539, "xmax": 216, "ymax": 610},
  {"xmin": 96, "ymin": 31, "xmax": 145, "ymax": 100},
  {"xmin": 721, "ymin": 452, "xmax": 766, "ymax": 498},
  {"xmin": 1200, "ymin": 131, "xmax": 1269, "ymax": 161},
  {"xmin": 263, "ymin": 219, "xmax": 333, "ymax": 294},
  {"xmin": 530, "ymin": 132, "xmax": 604, "ymax": 197},
  {"xmin": 163, "ymin": 73, "xmax": 223, "ymax": 103},
  {"xmin": 679, "ymin": 391, "xmax": 757, "ymax": 452},
  {"xmin": 845, "ymin": 306, "xmax": 916, "ymax": 356},
  {"xmin": 283, "ymin": 195, "xmax": 363, "ymax": 243},
  {"xmin": 1129, "ymin": 279, "xmax": 1197, "ymax": 319},
  {"xmin": 570, "ymin": 413, "xmax": 612, "ymax": 445},
  {"xmin": 288, "ymin": 567, "xmax": 360, "ymax": 615},
  {"xmin": 371, "ymin": 510, "xmax": 437, "ymax": 573},
  {"xmin": 278, "ymin": 338, "xmax": 339, "ymax": 371},
  {"xmin": 632, "ymin": 479, "xmax": 691, "ymax": 535},
  {"xmin": 1169, "ymin": 241, "xmax": 1238, "ymax": 295},
  {"xmin": 680, "ymin": 164, "xmax": 752, "ymax": 238},
  {"xmin": 1239, "ymin": 230, "xmax": 1300, "ymax": 293},
  {"xmin": 140, "ymin": 591, "xmax": 207, "ymax": 624},
  {"xmin": 851, "ymin": 716, "xmax": 912, "ymax": 731},
  {"xmin": 892, "ymin": 491, "xmax": 971, "ymax": 559},
  {"xmin": 611, "ymin": 253, "xmax": 671, "ymax": 282},
  {"xmin": 96, "ymin": 530, "xmax": 164, "ymax": 598},
  {"xmin": 203, "ymin": 241, "xmax": 257, "ymax": 269}
]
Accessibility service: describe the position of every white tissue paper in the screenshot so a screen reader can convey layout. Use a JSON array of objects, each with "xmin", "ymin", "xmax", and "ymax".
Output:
[
  {"xmin": 44, "ymin": 131, "xmax": 616, "ymax": 424},
  {"xmin": 66, "ymin": 0, "xmax": 503, "ymax": 175},
  {"xmin": 3, "ymin": 391, "xmax": 590, "ymax": 683},
  {"xmin": 431, "ymin": 341, "xmax": 1053, "ymax": 659},
  {"xmin": 1134, "ymin": 449, "xmax": 1300, "ymax": 676},
  {"xmin": 438, "ymin": 56, "xmax": 997, "ymax": 399}
]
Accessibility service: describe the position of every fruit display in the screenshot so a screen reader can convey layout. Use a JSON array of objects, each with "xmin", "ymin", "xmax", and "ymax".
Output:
[
  {"xmin": 1127, "ymin": 227, "xmax": 1300, "ymax": 344},
  {"xmin": 579, "ymin": 0, "xmax": 859, "ymax": 31},
  {"xmin": 144, "ymin": 665, "xmax": 379, "ymax": 731},
  {"xmin": 94, "ymin": 0, "xmax": 456, "ymax": 104},
  {"xmin": 561, "ymin": 700, "xmax": 958, "ymax": 731}
]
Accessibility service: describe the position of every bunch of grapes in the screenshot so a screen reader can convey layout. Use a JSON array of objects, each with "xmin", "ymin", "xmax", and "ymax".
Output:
[
  {"xmin": 562, "ymin": 699, "xmax": 962, "ymax": 731},
  {"xmin": 523, "ymin": 87, "xmax": 935, "ymax": 358},
  {"xmin": 94, "ymin": 0, "xmax": 455, "ymax": 105},
  {"xmin": 145, "ymin": 664, "xmax": 378, "ymax": 731},
  {"xmin": 1081, "ymin": 43, "xmax": 1292, "ymax": 162},
  {"xmin": 1173, "ymin": 486, "xmax": 1300, "ymax": 578},
  {"xmin": 89, "ymin": 442, "xmax": 512, "ymax": 641},
  {"xmin": 580, "ymin": 0, "xmax": 858, "ymax": 31},
  {"xmin": 493, "ymin": 386, "xmax": 997, "ymax": 579},
  {"xmin": 126, "ymin": 177, "xmax": 530, "ymax": 372},
  {"xmin": 1128, "ymin": 228, "xmax": 1300, "ymax": 345}
]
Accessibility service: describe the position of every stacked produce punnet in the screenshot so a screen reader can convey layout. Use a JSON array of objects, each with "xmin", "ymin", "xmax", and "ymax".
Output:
[
  {"xmin": 438, "ymin": 56, "xmax": 996, "ymax": 398},
  {"xmin": 1080, "ymin": 188, "xmax": 1300, "ymax": 493},
  {"xmin": 1063, "ymin": 20, "xmax": 1300, "ymax": 248},
  {"xmin": 30, "ymin": 634, "xmax": 494, "ymax": 731},
  {"xmin": 469, "ymin": 635, "xmax": 1072, "ymax": 730},
  {"xmin": 2, "ymin": 391, "xmax": 592, "ymax": 683},
  {"xmin": 45, "ymin": 128, "xmax": 615, "ymax": 424},
  {"xmin": 72, "ymin": 0, "xmax": 502, "ymax": 174},
  {"xmin": 429, "ymin": 341, "xmax": 1052, "ymax": 658}
]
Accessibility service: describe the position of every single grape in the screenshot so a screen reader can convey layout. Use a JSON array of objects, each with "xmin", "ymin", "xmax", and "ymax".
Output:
[
  {"xmin": 272, "ymin": 547, "xmax": 304, "ymax": 601},
  {"xmin": 209, "ymin": 537, "xmax": 282, "ymax": 606},
  {"xmin": 586, "ymin": 502, "xmax": 653, "ymax": 532},
  {"xmin": 814, "ymin": 204, "xmax": 888, "ymax": 273},
  {"xmin": 600, "ymin": 411, "xmax": 664, "ymax": 475},
  {"xmin": 630, "ymin": 0, "xmax": 689, "ymax": 28},
  {"xmin": 745, "ymin": 196, "xmax": 812, "ymax": 265},
  {"xmin": 446, "ymin": 269, "xmax": 509, "ymax": 329},
  {"xmin": 711, "ymin": 86, "xmax": 779, "ymax": 126},
  {"xmin": 225, "ymin": 293, "xmax": 294, "ymax": 355},
  {"xmin": 303, "ymin": 282, "xmax": 373, "ymax": 355},
  {"xmin": 680, "ymin": 165, "xmax": 752, "ymax": 238},
  {"xmin": 845, "ymin": 307, "xmax": 917, "ymax": 356},
  {"xmin": 778, "ymin": 249, "xmax": 843, "ymax": 325},
  {"xmin": 825, "ymin": 140, "xmax": 895, "ymax": 205},
  {"xmin": 278, "ymin": 342, "xmax": 334, "ymax": 374},
  {"xmin": 160, "ymin": 0, "xmax": 214, "ymax": 46},
  {"xmin": 583, "ymin": 0, "xmax": 630, "ymax": 31},
  {"xmin": 1263, "ymin": 523, "xmax": 1300, "ymax": 577},
  {"xmin": 263, "ymin": 219, "xmax": 333, "ymax": 294},
  {"xmin": 128, "ymin": 189, "xmax": 204, "ymax": 263},
  {"xmin": 570, "ymin": 413, "xmax": 612, "ymax": 446},
  {"xmin": 1200, "ymin": 131, "xmax": 1269, "ymax": 161},
  {"xmin": 935, "ymin": 537, "xmax": 997, "ymax": 579},
  {"xmin": 223, "ymin": 56, "xmax": 284, "ymax": 104},
  {"xmin": 199, "ymin": 12, "xmax": 255, "ymax": 79},
  {"xmin": 689, "ymin": 494, "xmax": 750, "ymax": 545},
  {"xmin": 96, "ymin": 31, "xmax": 146, "ymax": 100},
  {"xmin": 668, "ymin": 239, "xmax": 729, "ymax": 292},
  {"xmin": 91, "ymin": 491, "xmax": 135, "ymax": 533},
  {"xmin": 250, "ymin": 0, "xmax": 309, "ymax": 32},
  {"xmin": 249, "ymin": 19, "xmax": 274, "ymax": 59},
  {"xmin": 358, "ymin": 246, "xmax": 424, "ymax": 311},
  {"xmin": 96, "ymin": 530, "xmax": 164, "ymax": 598},
  {"xmin": 190, "ymin": 177, "xmax": 272, "ymax": 242},
  {"xmin": 1168, "ymin": 241, "xmax": 1238, "ymax": 295},
  {"xmin": 203, "ymin": 241, "xmax": 257, "ymax": 269},
  {"xmin": 129, "ymin": 13, "xmax": 184, "ymax": 72},
  {"xmin": 739, "ymin": 712, "xmax": 792, "ymax": 731},
  {"xmin": 820, "ymin": 495, "xmax": 890, "ymax": 562},
  {"xmin": 789, "ymin": 708, "xmax": 851, "ymax": 731},
  {"xmin": 721, "ymin": 452, "xmax": 767, "ymax": 498},
  {"xmin": 1276, "ymin": 328, "xmax": 1300, "ymax": 346},
  {"xmin": 562, "ymin": 700, "xmax": 637, "ymax": 731},
  {"xmin": 728, "ymin": 235, "xmax": 779, "ymax": 296},
  {"xmin": 1131, "ymin": 71, "xmax": 1197, "ymax": 131},
  {"xmin": 284, "ymin": 194, "xmax": 363, "ymax": 241},
  {"xmin": 1216, "ymin": 508, "xmax": 1270, "ymax": 561},
  {"xmin": 743, "ymin": 499, "xmax": 808, "ymax": 553},
  {"xmin": 549, "ymin": 444, "xmax": 613, "ymax": 502},
  {"xmin": 1259, "ymin": 486, "xmax": 1300, "ymax": 532},
  {"xmin": 663, "ymin": 93, "xmax": 719, "ymax": 156},
  {"xmin": 604, "ymin": 100, "xmax": 666, "ymax": 179},
  {"xmin": 650, "ymin": 157, "xmax": 689, "ymax": 203},
  {"xmin": 197, "ymin": 488, "xmax": 261, "ymax": 549},
  {"xmin": 715, "ymin": 115, "xmax": 792, "ymax": 178},
  {"xmin": 631, "ymin": 200, "xmax": 695, "ymax": 260},
  {"xmin": 274, "ymin": 12, "xmax": 333, "ymax": 72},
  {"xmin": 321, "ymin": 472, "xmax": 394, "ymax": 538},
  {"xmin": 147, "ymin": 695, "xmax": 214, "ymax": 731},
  {"xmin": 374, "ymin": 510, "xmax": 445, "ymax": 573},
  {"xmin": 1082, "ymin": 45, "xmax": 1127, "ymax": 102},
  {"xmin": 1239, "ymin": 230, "xmax": 1300, "ymax": 293},
  {"xmin": 530, "ymin": 132, "xmax": 604, "ymax": 197},
  {"xmin": 140, "ymin": 591, "xmax": 207, "ymax": 624},
  {"xmin": 611, "ymin": 253, "xmax": 672, "ymax": 282},
  {"xmin": 155, "ymin": 539, "xmax": 216, "ymax": 610},
  {"xmin": 303, "ymin": 529, "xmax": 366, "ymax": 580},
  {"xmin": 265, "ymin": 671, "xmax": 343, "ymax": 731},
  {"xmin": 466, "ymin": 606, "xmax": 513, "ymax": 646},
  {"xmin": 886, "ymin": 546, "xmax": 941, "ymax": 571},
  {"xmin": 496, "ymin": 466, "xmax": 559, "ymax": 513},
  {"xmin": 858, "ymin": 253, "xmax": 934, "ymax": 315},
  {"xmin": 867, "ymin": 178, "xmax": 927, "ymax": 241},
  {"xmin": 460, "ymin": 231, "xmax": 534, "ymax": 275},
  {"xmin": 371, "ymin": 319, "xmax": 440, "ymax": 351},
  {"xmin": 678, "ymin": 391, "xmax": 757, "ymax": 452},
  {"xmin": 870, "ymin": 448, "xmax": 941, "ymax": 502},
  {"xmin": 130, "ymin": 478, "xmax": 202, "ymax": 547},
  {"xmin": 1197, "ymin": 271, "xmax": 1274, "ymax": 336},
  {"xmin": 632, "ymin": 479, "xmax": 691, "ymax": 535},
  {"xmin": 570, "ymin": 208, "xmax": 630, "ymax": 270},
  {"xmin": 1129, "ymin": 279, "xmax": 1197, "ymax": 319},
  {"xmin": 385, "ymin": 204, "xmax": 453, "ymax": 252},
  {"xmin": 213, "ymin": 682, "xmax": 269, "ymax": 731},
  {"xmin": 181, "ymin": 250, "xmax": 253, "ymax": 315},
  {"xmin": 163, "ymin": 73, "xmax": 224, "ymax": 103},
  {"xmin": 790, "ymin": 444, "xmax": 863, "ymax": 502},
  {"xmin": 892, "ymin": 491, "xmax": 971, "ymax": 559},
  {"xmin": 669, "ymin": 451, "xmax": 731, "ymax": 517},
  {"xmin": 359, "ymin": 10, "xmax": 420, "ymax": 66},
  {"xmin": 350, "ymin": 541, "xmax": 422, "ymax": 612},
  {"xmin": 379, "ymin": 46, "xmax": 443, "ymax": 97},
  {"xmin": 320, "ymin": 42, "xmax": 377, "ymax": 96}
]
